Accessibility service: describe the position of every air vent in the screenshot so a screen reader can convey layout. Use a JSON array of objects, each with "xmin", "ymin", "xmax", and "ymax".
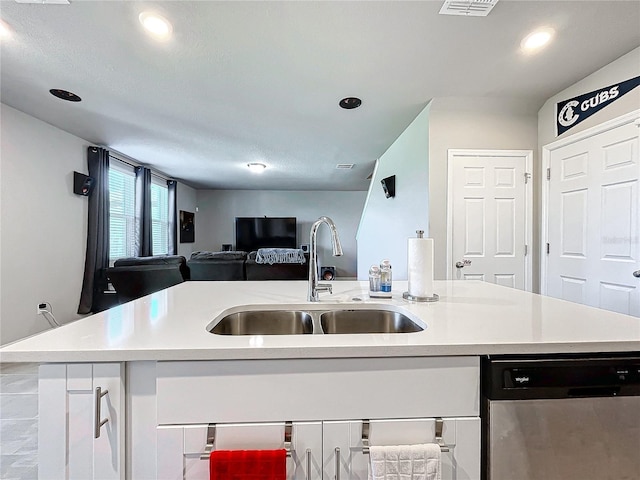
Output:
[
  {"xmin": 335, "ymin": 164, "xmax": 354, "ymax": 170},
  {"xmin": 439, "ymin": 0, "xmax": 499, "ymax": 16}
]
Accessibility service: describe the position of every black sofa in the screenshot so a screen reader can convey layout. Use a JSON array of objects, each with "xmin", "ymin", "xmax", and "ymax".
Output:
[
  {"xmin": 187, "ymin": 251, "xmax": 247, "ymax": 281},
  {"xmin": 107, "ymin": 251, "xmax": 309, "ymax": 304},
  {"xmin": 187, "ymin": 250, "xmax": 308, "ymax": 281},
  {"xmin": 107, "ymin": 255, "xmax": 189, "ymax": 303}
]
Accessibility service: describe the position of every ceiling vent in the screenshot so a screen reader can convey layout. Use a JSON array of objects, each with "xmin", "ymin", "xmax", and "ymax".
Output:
[
  {"xmin": 335, "ymin": 164, "xmax": 354, "ymax": 170},
  {"xmin": 439, "ymin": 0, "xmax": 499, "ymax": 17}
]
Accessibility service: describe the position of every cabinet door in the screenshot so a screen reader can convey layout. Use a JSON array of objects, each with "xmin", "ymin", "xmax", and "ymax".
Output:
[
  {"xmin": 39, "ymin": 363, "xmax": 124, "ymax": 480},
  {"xmin": 322, "ymin": 418, "xmax": 480, "ymax": 480},
  {"xmin": 157, "ymin": 422, "xmax": 323, "ymax": 480}
]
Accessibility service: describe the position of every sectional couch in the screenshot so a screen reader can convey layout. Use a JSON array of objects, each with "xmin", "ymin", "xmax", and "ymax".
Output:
[{"xmin": 107, "ymin": 251, "xmax": 309, "ymax": 304}]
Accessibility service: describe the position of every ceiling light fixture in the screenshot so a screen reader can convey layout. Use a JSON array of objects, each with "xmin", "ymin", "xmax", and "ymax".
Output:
[
  {"xmin": 521, "ymin": 27, "xmax": 555, "ymax": 53},
  {"xmin": 49, "ymin": 89, "xmax": 82, "ymax": 102},
  {"xmin": 247, "ymin": 163, "xmax": 267, "ymax": 173},
  {"xmin": 339, "ymin": 97, "xmax": 362, "ymax": 109},
  {"xmin": 139, "ymin": 12, "xmax": 173, "ymax": 41}
]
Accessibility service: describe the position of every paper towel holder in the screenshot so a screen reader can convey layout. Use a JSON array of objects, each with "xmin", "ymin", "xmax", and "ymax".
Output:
[
  {"xmin": 404, "ymin": 229, "xmax": 439, "ymax": 302},
  {"xmin": 403, "ymin": 291, "xmax": 439, "ymax": 302}
]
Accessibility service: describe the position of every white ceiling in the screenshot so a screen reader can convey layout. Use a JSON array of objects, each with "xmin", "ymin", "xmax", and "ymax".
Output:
[{"xmin": 1, "ymin": 1, "xmax": 639, "ymax": 190}]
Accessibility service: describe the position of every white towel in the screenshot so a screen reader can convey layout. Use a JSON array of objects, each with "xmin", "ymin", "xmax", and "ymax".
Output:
[{"xmin": 368, "ymin": 444, "xmax": 441, "ymax": 480}]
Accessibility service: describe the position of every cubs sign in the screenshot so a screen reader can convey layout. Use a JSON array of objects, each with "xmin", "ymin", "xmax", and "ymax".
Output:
[{"xmin": 556, "ymin": 75, "xmax": 640, "ymax": 136}]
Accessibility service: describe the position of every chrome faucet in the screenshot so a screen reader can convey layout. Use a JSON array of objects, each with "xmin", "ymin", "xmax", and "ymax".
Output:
[{"xmin": 308, "ymin": 216, "xmax": 343, "ymax": 301}]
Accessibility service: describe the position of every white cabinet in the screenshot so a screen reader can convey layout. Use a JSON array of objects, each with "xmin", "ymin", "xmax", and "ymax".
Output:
[
  {"xmin": 38, "ymin": 363, "xmax": 124, "ymax": 480},
  {"xmin": 323, "ymin": 419, "xmax": 480, "ymax": 480},
  {"xmin": 129, "ymin": 357, "xmax": 481, "ymax": 480},
  {"xmin": 152, "ymin": 418, "xmax": 480, "ymax": 480},
  {"xmin": 156, "ymin": 422, "xmax": 322, "ymax": 480}
]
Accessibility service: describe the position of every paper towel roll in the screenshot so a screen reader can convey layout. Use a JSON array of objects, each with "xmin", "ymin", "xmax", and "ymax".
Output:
[{"xmin": 407, "ymin": 237, "xmax": 434, "ymax": 298}]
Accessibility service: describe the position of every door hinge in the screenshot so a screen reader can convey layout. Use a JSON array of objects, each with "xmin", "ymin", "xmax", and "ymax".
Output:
[
  {"xmin": 546, "ymin": 168, "xmax": 551, "ymax": 180},
  {"xmin": 524, "ymin": 244, "xmax": 528, "ymax": 256},
  {"xmin": 546, "ymin": 243, "xmax": 550, "ymax": 254},
  {"xmin": 524, "ymin": 172, "xmax": 532, "ymax": 184}
]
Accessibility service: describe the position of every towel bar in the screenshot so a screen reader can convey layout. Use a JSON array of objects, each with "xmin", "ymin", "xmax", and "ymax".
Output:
[
  {"xmin": 199, "ymin": 421, "xmax": 293, "ymax": 460},
  {"xmin": 361, "ymin": 418, "xmax": 450, "ymax": 454},
  {"xmin": 199, "ymin": 424, "xmax": 217, "ymax": 460}
]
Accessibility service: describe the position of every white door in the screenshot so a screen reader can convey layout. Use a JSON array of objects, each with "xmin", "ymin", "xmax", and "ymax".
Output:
[
  {"xmin": 448, "ymin": 150, "xmax": 532, "ymax": 290},
  {"xmin": 545, "ymin": 115, "xmax": 640, "ymax": 316}
]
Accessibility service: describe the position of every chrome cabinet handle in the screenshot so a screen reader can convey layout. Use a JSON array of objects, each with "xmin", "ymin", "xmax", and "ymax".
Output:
[
  {"xmin": 634, "ymin": 270, "xmax": 640, "ymax": 278},
  {"xmin": 455, "ymin": 260, "xmax": 472, "ymax": 268},
  {"xmin": 306, "ymin": 448, "xmax": 312, "ymax": 480},
  {"xmin": 334, "ymin": 447, "xmax": 340, "ymax": 480},
  {"xmin": 94, "ymin": 386, "xmax": 109, "ymax": 439}
]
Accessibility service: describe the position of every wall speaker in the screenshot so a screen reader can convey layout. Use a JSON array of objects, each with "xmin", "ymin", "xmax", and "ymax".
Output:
[
  {"xmin": 381, "ymin": 175, "xmax": 395, "ymax": 198},
  {"xmin": 73, "ymin": 171, "xmax": 95, "ymax": 196},
  {"xmin": 321, "ymin": 266, "xmax": 336, "ymax": 281}
]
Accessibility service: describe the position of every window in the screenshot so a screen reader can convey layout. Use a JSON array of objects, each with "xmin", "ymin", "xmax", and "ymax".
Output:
[
  {"xmin": 151, "ymin": 175, "xmax": 169, "ymax": 255},
  {"xmin": 108, "ymin": 159, "xmax": 135, "ymax": 264}
]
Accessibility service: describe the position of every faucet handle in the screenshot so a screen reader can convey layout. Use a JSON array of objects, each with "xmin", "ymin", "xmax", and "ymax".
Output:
[{"xmin": 317, "ymin": 283, "xmax": 333, "ymax": 294}]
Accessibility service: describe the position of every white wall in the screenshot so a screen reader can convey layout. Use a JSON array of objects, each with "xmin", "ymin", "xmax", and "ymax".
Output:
[
  {"xmin": 1, "ymin": 104, "xmax": 90, "ymax": 345},
  {"xmin": 177, "ymin": 182, "xmax": 197, "ymax": 259},
  {"xmin": 429, "ymin": 98, "xmax": 539, "ymax": 284},
  {"xmin": 357, "ymin": 104, "xmax": 431, "ymax": 281},
  {"xmin": 195, "ymin": 190, "xmax": 367, "ymax": 277},
  {"xmin": 0, "ymin": 105, "xmax": 200, "ymax": 344}
]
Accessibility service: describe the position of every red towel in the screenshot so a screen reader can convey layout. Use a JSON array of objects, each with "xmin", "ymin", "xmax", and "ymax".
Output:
[{"xmin": 209, "ymin": 449, "xmax": 287, "ymax": 480}]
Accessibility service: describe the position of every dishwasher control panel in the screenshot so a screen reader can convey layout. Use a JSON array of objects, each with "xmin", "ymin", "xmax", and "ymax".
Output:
[{"xmin": 483, "ymin": 354, "xmax": 640, "ymax": 400}]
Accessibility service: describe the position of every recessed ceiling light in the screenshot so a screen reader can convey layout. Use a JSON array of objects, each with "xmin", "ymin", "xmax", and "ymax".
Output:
[
  {"xmin": 49, "ymin": 89, "xmax": 82, "ymax": 102},
  {"xmin": 339, "ymin": 97, "xmax": 362, "ymax": 109},
  {"xmin": 521, "ymin": 27, "xmax": 555, "ymax": 53},
  {"xmin": 0, "ymin": 19, "xmax": 12, "ymax": 39},
  {"xmin": 247, "ymin": 163, "xmax": 267, "ymax": 173},
  {"xmin": 139, "ymin": 12, "xmax": 173, "ymax": 41}
]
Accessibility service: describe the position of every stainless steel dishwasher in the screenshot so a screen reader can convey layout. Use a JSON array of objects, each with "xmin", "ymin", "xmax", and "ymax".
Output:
[{"xmin": 482, "ymin": 354, "xmax": 640, "ymax": 480}]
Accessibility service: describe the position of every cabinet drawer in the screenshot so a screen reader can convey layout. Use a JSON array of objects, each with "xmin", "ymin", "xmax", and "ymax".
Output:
[{"xmin": 156, "ymin": 357, "xmax": 479, "ymax": 424}]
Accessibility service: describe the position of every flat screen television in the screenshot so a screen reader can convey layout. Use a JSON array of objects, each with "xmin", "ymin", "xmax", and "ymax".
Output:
[{"xmin": 235, "ymin": 217, "xmax": 297, "ymax": 252}]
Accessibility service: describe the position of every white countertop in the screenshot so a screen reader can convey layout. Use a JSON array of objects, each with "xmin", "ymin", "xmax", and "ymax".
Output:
[{"xmin": 1, "ymin": 280, "xmax": 639, "ymax": 363}]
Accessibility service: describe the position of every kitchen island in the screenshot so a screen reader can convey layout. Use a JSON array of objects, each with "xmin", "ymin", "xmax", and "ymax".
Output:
[{"xmin": 1, "ymin": 280, "xmax": 639, "ymax": 480}]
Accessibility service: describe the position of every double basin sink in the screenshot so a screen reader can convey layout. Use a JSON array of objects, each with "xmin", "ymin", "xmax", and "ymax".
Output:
[{"xmin": 208, "ymin": 306, "xmax": 424, "ymax": 335}]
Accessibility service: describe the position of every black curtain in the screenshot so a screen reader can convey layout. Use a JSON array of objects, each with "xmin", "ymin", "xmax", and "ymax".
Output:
[
  {"xmin": 134, "ymin": 166, "xmax": 152, "ymax": 256},
  {"xmin": 78, "ymin": 147, "xmax": 110, "ymax": 314},
  {"xmin": 167, "ymin": 180, "xmax": 178, "ymax": 255}
]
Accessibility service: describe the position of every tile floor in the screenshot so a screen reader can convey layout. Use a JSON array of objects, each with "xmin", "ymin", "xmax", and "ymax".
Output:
[{"xmin": 0, "ymin": 363, "xmax": 38, "ymax": 480}]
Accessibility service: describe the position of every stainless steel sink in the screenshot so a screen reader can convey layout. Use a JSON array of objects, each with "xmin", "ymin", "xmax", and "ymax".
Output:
[
  {"xmin": 210, "ymin": 310, "xmax": 313, "ymax": 335},
  {"xmin": 320, "ymin": 309, "xmax": 423, "ymax": 334}
]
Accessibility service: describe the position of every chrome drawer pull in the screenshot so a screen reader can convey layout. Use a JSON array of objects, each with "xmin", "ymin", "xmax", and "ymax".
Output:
[{"xmin": 94, "ymin": 387, "xmax": 109, "ymax": 439}]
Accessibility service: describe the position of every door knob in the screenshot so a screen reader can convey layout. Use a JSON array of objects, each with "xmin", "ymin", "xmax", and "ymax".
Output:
[
  {"xmin": 634, "ymin": 270, "xmax": 640, "ymax": 278},
  {"xmin": 456, "ymin": 260, "xmax": 472, "ymax": 268}
]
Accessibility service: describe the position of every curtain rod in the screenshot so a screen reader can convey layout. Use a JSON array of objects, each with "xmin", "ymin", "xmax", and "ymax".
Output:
[{"xmin": 100, "ymin": 146, "xmax": 174, "ymax": 182}]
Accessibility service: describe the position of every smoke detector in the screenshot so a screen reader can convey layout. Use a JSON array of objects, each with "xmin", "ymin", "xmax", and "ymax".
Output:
[{"xmin": 439, "ymin": 0, "xmax": 499, "ymax": 17}]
